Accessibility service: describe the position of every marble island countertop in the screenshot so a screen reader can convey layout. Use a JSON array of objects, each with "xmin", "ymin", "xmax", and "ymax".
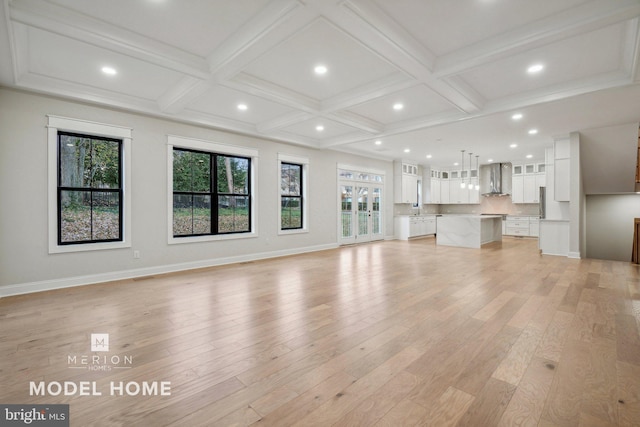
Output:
[{"xmin": 436, "ymin": 215, "xmax": 503, "ymax": 248}]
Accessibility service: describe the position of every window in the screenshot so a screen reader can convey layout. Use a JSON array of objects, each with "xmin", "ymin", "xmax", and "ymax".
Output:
[
  {"xmin": 278, "ymin": 154, "xmax": 308, "ymax": 234},
  {"xmin": 58, "ymin": 132, "xmax": 122, "ymax": 244},
  {"xmin": 172, "ymin": 148, "xmax": 250, "ymax": 236},
  {"xmin": 47, "ymin": 116, "xmax": 132, "ymax": 254},
  {"xmin": 168, "ymin": 135, "xmax": 257, "ymax": 243},
  {"xmin": 280, "ymin": 162, "xmax": 303, "ymax": 230}
]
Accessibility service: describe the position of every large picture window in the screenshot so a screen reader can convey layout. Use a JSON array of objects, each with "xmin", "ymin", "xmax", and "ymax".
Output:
[
  {"xmin": 58, "ymin": 132, "xmax": 122, "ymax": 244},
  {"xmin": 47, "ymin": 116, "xmax": 132, "ymax": 254},
  {"xmin": 172, "ymin": 147, "xmax": 251, "ymax": 237}
]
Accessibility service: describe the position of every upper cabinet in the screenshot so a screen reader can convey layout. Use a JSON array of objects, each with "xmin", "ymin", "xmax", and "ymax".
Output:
[
  {"xmin": 512, "ymin": 162, "xmax": 546, "ymax": 203},
  {"xmin": 394, "ymin": 161, "xmax": 419, "ymax": 204}
]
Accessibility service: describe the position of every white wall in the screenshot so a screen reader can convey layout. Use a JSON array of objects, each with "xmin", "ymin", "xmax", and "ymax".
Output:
[
  {"xmin": 586, "ymin": 194, "xmax": 640, "ymax": 261},
  {"xmin": 0, "ymin": 89, "xmax": 394, "ymax": 295}
]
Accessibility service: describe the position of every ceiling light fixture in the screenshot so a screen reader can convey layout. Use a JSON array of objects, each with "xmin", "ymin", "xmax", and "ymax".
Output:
[
  {"xmin": 528, "ymin": 129, "xmax": 538, "ymax": 135},
  {"xmin": 426, "ymin": 154, "xmax": 432, "ymax": 159},
  {"xmin": 404, "ymin": 148, "xmax": 410, "ymax": 153},
  {"xmin": 375, "ymin": 140, "xmax": 382, "ymax": 145},
  {"xmin": 511, "ymin": 113, "xmax": 523, "ymax": 120},
  {"xmin": 316, "ymin": 125, "xmax": 324, "ymax": 132},
  {"xmin": 527, "ymin": 64, "xmax": 544, "ymax": 74},
  {"xmin": 393, "ymin": 103, "xmax": 404, "ymax": 111},
  {"xmin": 314, "ymin": 65, "xmax": 327, "ymax": 75},
  {"xmin": 101, "ymin": 66, "xmax": 117, "ymax": 76},
  {"xmin": 460, "ymin": 150, "xmax": 466, "ymax": 189},
  {"xmin": 237, "ymin": 103, "xmax": 248, "ymax": 111},
  {"xmin": 488, "ymin": 158, "xmax": 494, "ymax": 162},
  {"xmin": 475, "ymin": 155, "xmax": 480, "ymax": 190},
  {"xmin": 510, "ymin": 143, "xmax": 518, "ymax": 148},
  {"xmin": 526, "ymin": 154, "xmax": 533, "ymax": 159},
  {"xmin": 467, "ymin": 152, "xmax": 473, "ymax": 189}
]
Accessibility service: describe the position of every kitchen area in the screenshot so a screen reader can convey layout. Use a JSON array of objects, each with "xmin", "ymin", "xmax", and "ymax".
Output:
[{"xmin": 394, "ymin": 158, "xmax": 544, "ymax": 248}]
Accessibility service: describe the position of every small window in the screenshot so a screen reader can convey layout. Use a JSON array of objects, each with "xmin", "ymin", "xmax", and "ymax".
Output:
[
  {"xmin": 279, "ymin": 153, "xmax": 308, "ymax": 234},
  {"xmin": 280, "ymin": 162, "xmax": 303, "ymax": 230}
]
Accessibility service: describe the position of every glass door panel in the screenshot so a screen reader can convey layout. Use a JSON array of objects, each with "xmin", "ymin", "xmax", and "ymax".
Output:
[
  {"xmin": 357, "ymin": 186, "xmax": 369, "ymax": 237},
  {"xmin": 340, "ymin": 185, "xmax": 353, "ymax": 239}
]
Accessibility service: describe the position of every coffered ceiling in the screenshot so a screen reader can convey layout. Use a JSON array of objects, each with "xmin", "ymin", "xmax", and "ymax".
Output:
[{"xmin": 1, "ymin": 0, "xmax": 639, "ymax": 167}]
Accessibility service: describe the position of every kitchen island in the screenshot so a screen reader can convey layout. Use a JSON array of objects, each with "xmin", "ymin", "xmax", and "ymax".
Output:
[{"xmin": 436, "ymin": 215, "xmax": 503, "ymax": 248}]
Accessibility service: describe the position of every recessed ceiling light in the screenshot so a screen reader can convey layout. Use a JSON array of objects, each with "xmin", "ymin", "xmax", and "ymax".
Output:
[
  {"xmin": 426, "ymin": 154, "xmax": 432, "ymax": 159},
  {"xmin": 314, "ymin": 65, "xmax": 327, "ymax": 75},
  {"xmin": 316, "ymin": 125, "xmax": 324, "ymax": 132},
  {"xmin": 511, "ymin": 113, "xmax": 523, "ymax": 120},
  {"xmin": 237, "ymin": 103, "xmax": 248, "ymax": 111},
  {"xmin": 393, "ymin": 103, "xmax": 404, "ymax": 111},
  {"xmin": 527, "ymin": 64, "xmax": 544, "ymax": 74},
  {"xmin": 404, "ymin": 148, "xmax": 410, "ymax": 153},
  {"xmin": 374, "ymin": 140, "xmax": 382, "ymax": 145},
  {"xmin": 526, "ymin": 154, "xmax": 533, "ymax": 158},
  {"xmin": 101, "ymin": 66, "xmax": 117, "ymax": 76},
  {"xmin": 510, "ymin": 143, "xmax": 518, "ymax": 148},
  {"xmin": 528, "ymin": 129, "xmax": 538, "ymax": 135},
  {"xmin": 488, "ymin": 158, "xmax": 494, "ymax": 162},
  {"xmin": 454, "ymin": 162, "xmax": 459, "ymax": 166}
]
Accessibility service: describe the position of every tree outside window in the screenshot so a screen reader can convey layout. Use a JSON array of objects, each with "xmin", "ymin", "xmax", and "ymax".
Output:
[
  {"xmin": 172, "ymin": 148, "xmax": 251, "ymax": 237},
  {"xmin": 58, "ymin": 132, "xmax": 122, "ymax": 244},
  {"xmin": 280, "ymin": 162, "xmax": 303, "ymax": 230}
]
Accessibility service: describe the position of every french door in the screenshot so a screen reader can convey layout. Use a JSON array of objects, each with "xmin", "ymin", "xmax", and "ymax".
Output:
[{"xmin": 339, "ymin": 184, "xmax": 383, "ymax": 244}]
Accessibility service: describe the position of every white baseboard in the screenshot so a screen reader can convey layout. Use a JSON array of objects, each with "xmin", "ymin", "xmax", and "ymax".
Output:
[
  {"xmin": 568, "ymin": 251, "xmax": 581, "ymax": 259},
  {"xmin": 0, "ymin": 243, "xmax": 339, "ymax": 298}
]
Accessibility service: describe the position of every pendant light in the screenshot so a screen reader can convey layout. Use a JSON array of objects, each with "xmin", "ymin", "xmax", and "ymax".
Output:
[
  {"xmin": 468, "ymin": 152, "xmax": 473, "ymax": 189},
  {"xmin": 475, "ymin": 155, "xmax": 480, "ymax": 190},
  {"xmin": 460, "ymin": 150, "xmax": 465, "ymax": 188}
]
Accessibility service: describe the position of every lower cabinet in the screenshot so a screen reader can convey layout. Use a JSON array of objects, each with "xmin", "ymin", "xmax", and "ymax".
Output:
[
  {"xmin": 504, "ymin": 216, "xmax": 539, "ymax": 237},
  {"xmin": 396, "ymin": 215, "xmax": 437, "ymax": 240}
]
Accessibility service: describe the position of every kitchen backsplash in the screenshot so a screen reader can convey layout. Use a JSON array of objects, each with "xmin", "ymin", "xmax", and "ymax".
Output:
[{"xmin": 394, "ymin": 197, "xmax": 539, "ymax": 216}]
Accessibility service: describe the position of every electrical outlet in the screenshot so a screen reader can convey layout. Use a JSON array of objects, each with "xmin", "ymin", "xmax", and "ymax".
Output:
[{"xmin": 133, "ymin": 250, "xmax": 140, "ymax": 259}]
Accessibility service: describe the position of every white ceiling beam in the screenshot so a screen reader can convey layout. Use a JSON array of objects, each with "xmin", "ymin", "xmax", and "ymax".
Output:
[
  {"xmin": 229, "ymin": 72, "xmax": 321, "ymax": 112},
  {"xmin": 256, "ymin": 111, "xmax": 314, "ymax": 133},
  {"xmin": 208, "ymin": 0, "xmax": 304, "ymax": 74},
  {"xmin": 9, "ymin": 0, "xmax": 211, "ymax": 79},
  {"xmin": 157, "ymin": 77, "xmax": 213, "ymax": 114},
  {"xmin": 320, "ymin": 73, "xmax": 414, "ymax": 113},
  {"xmin": 434, "ymin": 0, "xmax": 640, "ymax": 78},
  {"xmin": 327, "ymin": 111, "xmax": 384, "ymax": 134},
  {"xmin": 335, "ymin": 0, "xmax": 482, "ymax": 114}
]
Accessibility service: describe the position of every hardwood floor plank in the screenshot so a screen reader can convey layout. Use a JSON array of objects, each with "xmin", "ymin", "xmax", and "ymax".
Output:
[
  {"xmin": 497, "ymin": 357, "xmax": 556, "ymax": 427},
  {"xmin": 455, "ymin": 378, "xmax": 517, "ymax": 427},
  {"xmin": 492, "ymin": 327, "xmax": 544, "ymax": 386},
  {"xmin": 535, "ymin": 310, "xmax": 575, "ymax": 362}
]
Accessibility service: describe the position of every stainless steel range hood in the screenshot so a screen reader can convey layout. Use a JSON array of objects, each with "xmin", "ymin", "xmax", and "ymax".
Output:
[{"xmin": 480, "ymin": 163, "xmax": 512, "ymax": 196}]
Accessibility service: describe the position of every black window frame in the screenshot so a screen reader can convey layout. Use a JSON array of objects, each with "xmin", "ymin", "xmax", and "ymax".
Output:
[
  {"xmin": 280, "ymin": 161, "xmax": 303, "ymax": 231},
  {"xmin": 57, "ymin": 131, "xmax": 123, "ymax": 245},
  {"xmin": 172, "ymin": 147, "xmax": 252, "ymax": 237}
]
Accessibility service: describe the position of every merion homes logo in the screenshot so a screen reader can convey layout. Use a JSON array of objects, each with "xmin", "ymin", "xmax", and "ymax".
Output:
[
  {"xmin": 28, "ymin": 332, "xmax": 171, "ymax": 397},
  {"xmin": 91, "ymin": 333, "xmax": 109, "ymax": 352},
  {"xmin": 67, "ymin": 333, "xmax": 133, "ymax": 371}
]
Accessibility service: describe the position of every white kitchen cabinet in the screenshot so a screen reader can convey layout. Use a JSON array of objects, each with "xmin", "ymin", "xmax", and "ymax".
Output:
[
  {"xmin": 440, "ymin": 180, "xmax": 450, "ymax": 204},
  {"xmin": 430, "ymin": 177, "xmax": 441, "ymax": 203},
  {"xmin": 504, "ymin": 216, "xmax": 540, "ymax": 237},
  {"xmin": 449, "ymin": 178, "xmax": 461, "ymax": 203},
  {"xmin": 513, "ymin": 164, "xmax": 545, "ymax": 204},
  {"xmin": 512, "ymin": 175, "xmax": 524, "ymax": 203},
  {"xmin": 523, "ymin": 175, "xmax": 537, "ymax": 202},
  {"xmin": 395, "ymin": 215, "xmax": 437, "ymax": 240},
  {"xmin": 394, "ymin": 161, "xmax": 419, "ymax": 204}
]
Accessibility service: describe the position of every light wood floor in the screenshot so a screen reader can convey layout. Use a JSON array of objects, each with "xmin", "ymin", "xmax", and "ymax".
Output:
[{"xmin": 2, "ymin": 237, "xmax": 640, "ymax": 426}]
